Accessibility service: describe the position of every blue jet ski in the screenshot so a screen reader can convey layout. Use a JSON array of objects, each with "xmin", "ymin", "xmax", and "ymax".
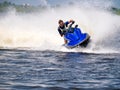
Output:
[{"xmin": 64, "ymin": 24, "xmax": 90, "ymax": 48}]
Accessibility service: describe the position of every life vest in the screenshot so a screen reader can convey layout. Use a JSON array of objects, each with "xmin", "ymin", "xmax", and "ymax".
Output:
[{"xmin": 59, "ymin": 24, "xmax": 69, "ymax": 34}]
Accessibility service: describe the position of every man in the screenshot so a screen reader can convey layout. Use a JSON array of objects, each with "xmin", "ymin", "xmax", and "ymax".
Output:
[{"xmin": 58, "ymin": 19, "xmax": 75, "ymax": 44}]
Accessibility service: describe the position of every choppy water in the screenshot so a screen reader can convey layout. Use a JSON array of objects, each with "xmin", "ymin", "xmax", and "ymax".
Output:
[{"xmin": 0, "ymin": 49, "xmax": 120, "ymax": 90}]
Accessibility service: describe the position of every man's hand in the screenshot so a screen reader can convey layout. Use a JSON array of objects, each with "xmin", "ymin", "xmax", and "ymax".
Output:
[
  {"xmin": 70, "ymin": 20, "xmax": 73, "ymax": 22},
  {"xmin": 69, "ymin": 20, "xmax": 75, "ymax": 24}
]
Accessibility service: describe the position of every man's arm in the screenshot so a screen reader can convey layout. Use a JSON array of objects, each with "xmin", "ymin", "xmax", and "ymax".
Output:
[{"xmin": 65, "ymin": 20, "xmax": 75, "ymax": 26}]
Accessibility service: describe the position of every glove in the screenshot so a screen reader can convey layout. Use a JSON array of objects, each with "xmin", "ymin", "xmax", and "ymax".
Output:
[
  {"xmin": 75, "ymin": 25, "xmax": 78, "ymax": 28},
  {"xmin": 72, "ymin": 21, "xmax": 75, "ymax": 24}
]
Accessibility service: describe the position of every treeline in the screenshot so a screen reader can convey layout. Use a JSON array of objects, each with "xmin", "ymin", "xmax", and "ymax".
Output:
[
  {"xmin": 0, "ymin": 1, "xmax": 15, "ymax": 12},
  {"xmin": 0, "ymin": 1, "xmax": 15, "ymax": 6},
  {"xmin": 111, "ymin": 7, "xmax": 120, "ymax": 15},
  {"xmin": 0, "ymin": 1, "xmax": 120, "ymax": 15},
  {"xmin": 0, "ymin": 1, "xmax": 47, "ymax": 13}
]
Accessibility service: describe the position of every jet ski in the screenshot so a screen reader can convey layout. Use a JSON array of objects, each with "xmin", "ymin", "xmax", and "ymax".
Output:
[{"xmin": 64, "ymin": 24, "xmax": 90, "ymax": 48}]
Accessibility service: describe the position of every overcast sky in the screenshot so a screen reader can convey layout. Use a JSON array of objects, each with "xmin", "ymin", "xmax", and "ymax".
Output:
[
  {"xmin": 0, "ymin": 0, "xmax": 120, "ymax": 8},
  {"xmin": 0, "ymin": 0, "xmax": 70, "ymax": 7}
]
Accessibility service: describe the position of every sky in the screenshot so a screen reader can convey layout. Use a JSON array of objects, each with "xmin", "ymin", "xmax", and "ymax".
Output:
[
  {"xmin": 0, "ymin": 0, "xmax": 120, "ymax": 8},
  {"xmin": 0, "ymin": 0, "xmax": 73, "ymax": 7}
]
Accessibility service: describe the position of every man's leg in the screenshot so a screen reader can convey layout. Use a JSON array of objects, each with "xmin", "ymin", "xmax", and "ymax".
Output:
[{"xmin": 64, "ymin": 39, "xmax": 67, "ymax": 44}]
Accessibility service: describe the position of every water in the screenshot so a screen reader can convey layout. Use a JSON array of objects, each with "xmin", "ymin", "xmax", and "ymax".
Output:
[
  {"xmin": 0, "ymin": 49, "xmax": 120, "ymax": 90},
  {"xmin": 0, "ymin": 0, "xmax": 120, "ymax": 90}
]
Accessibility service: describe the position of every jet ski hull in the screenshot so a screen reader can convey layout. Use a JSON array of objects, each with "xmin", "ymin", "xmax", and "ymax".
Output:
[{"xmin": 64, "ymin": 28, "xmax": 90, "ymax": 48}]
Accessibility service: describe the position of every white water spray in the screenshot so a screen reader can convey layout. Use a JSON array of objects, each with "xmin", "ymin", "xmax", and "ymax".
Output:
[{"xmin": 0, "ymin": 0, "xmax": 120, "ymax": 53}]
